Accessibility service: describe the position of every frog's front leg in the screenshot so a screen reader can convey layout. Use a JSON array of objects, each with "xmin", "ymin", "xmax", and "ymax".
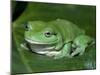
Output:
[
  {"xmin": 20, "ymin": 43, "xmax": 29, "ymax": 50},
  {"xmin": 71, "ymin": 35, "xmax": 94, "ymax": 57},
  {"xmin": 46, "ymin": 43, "xmax": 72, "ymax": 59}
]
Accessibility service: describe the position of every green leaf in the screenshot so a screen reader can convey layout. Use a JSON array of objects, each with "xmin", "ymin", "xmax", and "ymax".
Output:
[{"xmin": 11, "ymin": 1, "xmax": 96, "ymax": 74}]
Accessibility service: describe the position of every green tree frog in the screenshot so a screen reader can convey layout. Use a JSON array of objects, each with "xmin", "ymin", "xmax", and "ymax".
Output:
[{"xmin": 21, "ymin": 19, "xmax": 94, "ymax": 59}]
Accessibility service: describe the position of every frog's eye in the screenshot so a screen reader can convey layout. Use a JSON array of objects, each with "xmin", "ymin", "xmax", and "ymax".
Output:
[
  {"xmin": 44, "ymin": 31, "xmax": 52, "ymax": 37},
  {"xmin": 25, "ymin": 23, "xmax": 30, "ymax": 31}
]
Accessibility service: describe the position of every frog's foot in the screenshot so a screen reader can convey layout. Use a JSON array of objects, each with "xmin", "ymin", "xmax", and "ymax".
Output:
[
  {"xmin": 71, "ymin": 35, "xmax": 95, "ymax": 57},
  {"xmin": 46, "ymin": 51, "xmax": 72, "ymax": 59},
  {"xmin": 46, "ymin": 51, "xmax": 59, "ymax": 58},
  {"xmin": 20, "ymin": 43, "xmax": 29, "ymax": 50},
  {"xmin": 54, "ymin": 52, "xmax": 72, "ymax": 59},
  {"xmin": 71, "ymin": 46, "xmax": 86, "ymax": 57},
  {"xmin": 46, "ymin": 43, "xmax": 72, "ymax": 59}
]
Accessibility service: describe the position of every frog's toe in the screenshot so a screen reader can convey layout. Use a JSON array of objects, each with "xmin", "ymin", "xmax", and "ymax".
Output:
[
  {"xmin": 46, "ymin": 51, "xmax": 59, "ymax": 57},
  {"xmin": 71, "ymin": 51, "xmax": 79, "ymax": 57},
  {"xmin": 54, "ymin": 55, "xmax": 64, "ymax": 59},
  {"xmin": 54, "ymin": 53, "xmax": 72, "ymax": 59},
  {"xmin": 79, "ymin": 49, "xmax": 85, "ymax": 56},
  {"xmin": 51, "ymin": 52, "xmax": 65, "ymax": 59},
  {"xmin": 20, "ymin": 43, "xmax": 29, "ymax": 50},
  {"xmin": 71, "ymin": 47, "xmax": 85, "ymax": 57}
]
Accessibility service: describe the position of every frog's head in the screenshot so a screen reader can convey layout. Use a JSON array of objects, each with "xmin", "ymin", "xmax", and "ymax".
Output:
[{"xmin": 24, "ymin": 21, "xmax": 62, "ymax": 52}]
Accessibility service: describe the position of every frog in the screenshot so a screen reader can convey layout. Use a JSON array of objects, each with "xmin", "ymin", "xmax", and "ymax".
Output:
[{"xmin": 21, "ymin": 19, "xmax": 94, "ymax": 59}]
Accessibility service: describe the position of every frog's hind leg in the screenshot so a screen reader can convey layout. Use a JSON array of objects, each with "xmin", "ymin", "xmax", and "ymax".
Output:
[
  {"xmin": 71, "ymin": 45, "xmax": 87, "ymax": 56},
  {"xmin": 71, "ymin": 35, "xmax": 95, "ymax": 57}
]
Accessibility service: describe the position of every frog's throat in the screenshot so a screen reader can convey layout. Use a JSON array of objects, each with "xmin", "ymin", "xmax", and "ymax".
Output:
[
  {"xmin": 25, "ymin": 38, "xmax": 57, "ymax": 53},
  {"xmin": 25, "ymin": 38, "xmax": 57, "ymax": 45}
]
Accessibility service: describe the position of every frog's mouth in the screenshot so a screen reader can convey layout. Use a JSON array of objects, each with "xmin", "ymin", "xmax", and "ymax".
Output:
[
  {"xmin": 25, "ymin": 38, "xmax": 57, "ymax": 44},
  {"xmin": 25, "ymin": 38, "xmax": 56, "ymax": 54}
]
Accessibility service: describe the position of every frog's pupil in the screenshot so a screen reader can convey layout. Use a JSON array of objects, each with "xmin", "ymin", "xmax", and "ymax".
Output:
[
  {"xmin": 46, "ymin": 32, "xmax": 50, "ymax": 35},
  {"xmin": 45, "ymin": 32, "xmax": 51, "ymax": 37}
]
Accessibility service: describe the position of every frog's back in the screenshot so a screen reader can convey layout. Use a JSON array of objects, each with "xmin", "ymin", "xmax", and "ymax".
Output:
[{"xmin": 49, "ymin": 19, "xmax": 85, "ymax": 42}]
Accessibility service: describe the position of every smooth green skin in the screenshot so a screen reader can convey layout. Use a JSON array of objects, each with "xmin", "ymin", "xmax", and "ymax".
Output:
[{"xmin": 22, "ymin": 19, "xmax": 94, "ymax": 59}]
